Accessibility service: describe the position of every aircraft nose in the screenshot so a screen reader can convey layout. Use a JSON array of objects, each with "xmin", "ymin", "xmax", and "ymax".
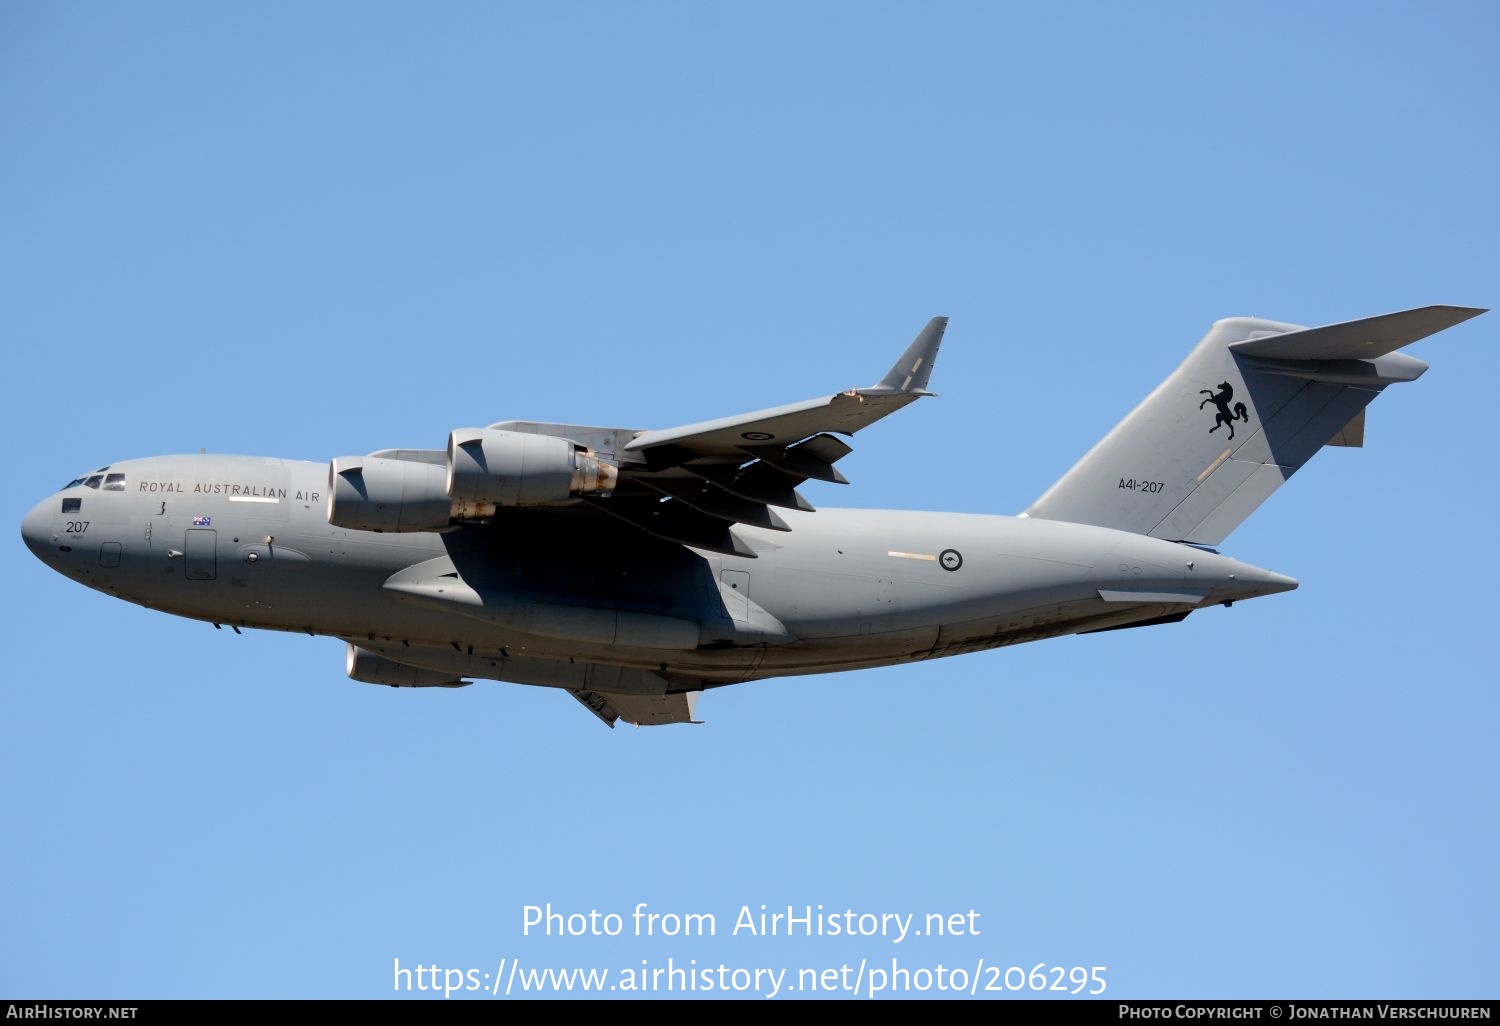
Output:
[{"xmin": 21, "ymin": 496, "xmax": 59, "ymax": 566}]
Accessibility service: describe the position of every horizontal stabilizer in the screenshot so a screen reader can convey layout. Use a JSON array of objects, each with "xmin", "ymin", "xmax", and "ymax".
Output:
[{"xmin": 1229, "ymin": 306, "xmax": 1485, "ymax": 361}]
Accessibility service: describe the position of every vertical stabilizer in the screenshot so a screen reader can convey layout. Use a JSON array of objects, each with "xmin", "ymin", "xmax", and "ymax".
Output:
[{"xmin": 1023, "ymin": 306, "xmax": 1485, "ymax": 545}]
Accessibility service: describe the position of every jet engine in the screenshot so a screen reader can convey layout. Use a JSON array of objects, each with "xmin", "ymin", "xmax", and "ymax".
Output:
[
  {"xmin": 345, "ymin": 644, "xmax": 470, "ymax": 688},
  {"xmin": 329, "ymin": 429, "xmax": 617, "ymax": 533},
  {"xmin": 327, "ymin": 456, "xmax": 494, "ymax": 532},
  {"xmin": 446, "ymin": 428, "xmax": 617, "ymax": 507}
]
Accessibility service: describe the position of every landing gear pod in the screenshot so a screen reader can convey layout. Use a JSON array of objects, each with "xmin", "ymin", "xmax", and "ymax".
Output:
[{"xmin": 345, "ymin": 644, "xmax": 470, "ymax": 688}]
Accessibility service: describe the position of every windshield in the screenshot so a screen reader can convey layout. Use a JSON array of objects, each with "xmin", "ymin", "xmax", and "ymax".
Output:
[{"xmin": 64, "ymin": 466, "xmax": 121, "ymax": 491}]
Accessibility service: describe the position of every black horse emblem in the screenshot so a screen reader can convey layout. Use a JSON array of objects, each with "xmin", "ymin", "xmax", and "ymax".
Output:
[{"xmin": 1199, "ymin": 381, "xmax": 1250, "ymax": 440}]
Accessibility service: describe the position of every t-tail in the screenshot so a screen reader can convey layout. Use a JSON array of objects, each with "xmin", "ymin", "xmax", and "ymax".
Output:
[{"xmin": 1024, "ymin": 305, "xmax": 1486, "ymax": 545}]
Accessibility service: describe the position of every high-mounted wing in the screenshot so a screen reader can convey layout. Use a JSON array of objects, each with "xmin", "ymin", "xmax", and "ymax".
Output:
[
  {"xmin": 624, "ymin": 316, "xmax": 945, "ymax": 460},
  {"xmin": 585, "ymin": 317, "xmax": 948, "ymax": 556},
  {"xmin": 342, "ymin": 318, "xmax": 946, "ymax": 557}
]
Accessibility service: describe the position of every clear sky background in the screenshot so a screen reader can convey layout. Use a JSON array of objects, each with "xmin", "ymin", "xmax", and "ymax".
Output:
[{"xmin": 3, "ymin": 1, "xmax": 1496, "ymax": 1001}]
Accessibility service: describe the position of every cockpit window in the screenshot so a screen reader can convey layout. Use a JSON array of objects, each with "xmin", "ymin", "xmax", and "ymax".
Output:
[
  {"xmin": 84, "ymin": 475, "xmax": 103, "ymax": 490},
  {"xmin": 103, "ymin": 473, "xmax": 126, "ymax": 491},
  {"xmin": 62, "ymin": 477, "xmax": 86, "ymax": 489}
]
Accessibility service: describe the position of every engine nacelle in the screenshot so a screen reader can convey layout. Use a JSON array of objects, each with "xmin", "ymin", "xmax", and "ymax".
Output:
[
  {"xmin": 447, "ymin": 428, "xmax": 617, "ymax": 507},
  {"xmin": 345, "ymin": 644, "xmax": 470, "ymax": 688},
  {"xmin": 328, "ymin": 456, "xmax": 492, "ymax": 532}
]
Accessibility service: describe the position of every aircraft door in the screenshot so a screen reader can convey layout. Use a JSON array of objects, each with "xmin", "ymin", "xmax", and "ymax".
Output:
[
  {"xmin": 721, "ymin": 569, "xmax": 750, "ymax": 622},
  {"xmin": 184, "ymin": 528, "xmax": 217, "ymax": 581}
]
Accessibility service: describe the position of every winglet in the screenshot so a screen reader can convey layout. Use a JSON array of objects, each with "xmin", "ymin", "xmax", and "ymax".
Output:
[{"xmin": 872, "ymin": 316, "xmax": 947, "ymax": 393}]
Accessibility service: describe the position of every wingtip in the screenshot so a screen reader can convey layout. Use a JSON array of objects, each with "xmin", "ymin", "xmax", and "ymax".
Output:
[
  {"xmin": 1431, "ymin": 304, "xmax": 1487, "ymax": 316},
  {"xmin": 1419, "ymin": 304, "xmax": 1488, "ymax": 327},
  {"xmin": 874, "ymin": 316, "xmax": 948, "ymax": 392},
  {"xmin": 1422, "ymin": 305, "xmax": 1489, "ymax": 334}
]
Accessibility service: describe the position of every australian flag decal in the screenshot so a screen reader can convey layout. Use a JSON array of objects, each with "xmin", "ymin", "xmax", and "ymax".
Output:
[{"xmin": 192, "ymin": 515, "xmax": 211, "ymax": 527}]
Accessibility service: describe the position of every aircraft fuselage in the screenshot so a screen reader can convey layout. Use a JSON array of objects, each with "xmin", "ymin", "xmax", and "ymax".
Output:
[{"xmin": 22, "ymin": 454, "xmax": 1295, "ymax": 690}]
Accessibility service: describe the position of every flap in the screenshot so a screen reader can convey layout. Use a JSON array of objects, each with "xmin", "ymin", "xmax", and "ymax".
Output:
[
  {"xmin": 570, "ymin": 689, "xmax": 702, "ymax": 727},
  {"xmin": 594, "ymin": 318, "xmax": 946, "ymax": 552}
]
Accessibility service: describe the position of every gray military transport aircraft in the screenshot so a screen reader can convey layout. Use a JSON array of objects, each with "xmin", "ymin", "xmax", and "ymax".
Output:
[{"xmin": 21, "ymin": 305, "xmax": 1485, "ymax": 727}]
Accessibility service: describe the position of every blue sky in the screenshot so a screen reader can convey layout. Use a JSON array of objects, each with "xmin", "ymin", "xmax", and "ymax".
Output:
[{"xmin": 3, "ymin": 1, "xmax": 1495, "ymax": 1000}]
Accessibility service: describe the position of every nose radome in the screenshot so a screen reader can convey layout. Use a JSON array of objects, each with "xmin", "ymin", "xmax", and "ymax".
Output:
[{"xmin": 21, "ymin": 496, "xmax": 57, "ymax": 565}]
